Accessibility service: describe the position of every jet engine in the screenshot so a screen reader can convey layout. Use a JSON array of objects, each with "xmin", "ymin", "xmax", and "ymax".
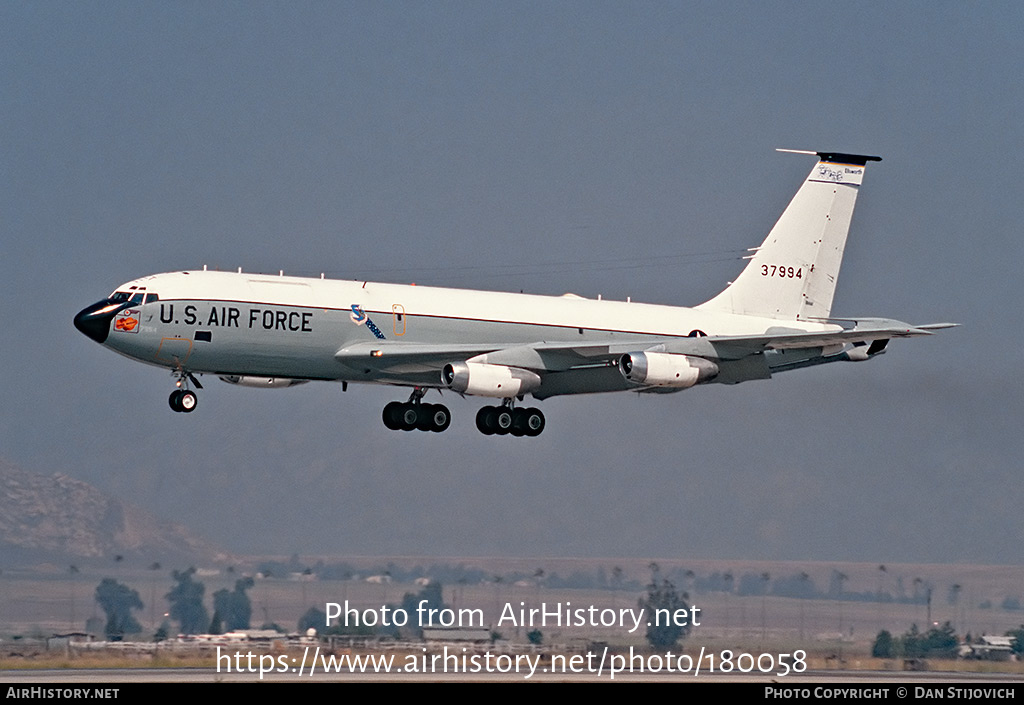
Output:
[
  {"xmin": 844, "ymin": 339, "xmax": 890, "ymax": 361},
  {"xmin": 618, "ymin": 352, "xmax": 719, "ymax": 388},
  {"xmin": 219, "ymin": 376, "xmax": 309, "ymax": 388},
  {"xmin": 442, "ymin": 362, "xmax": 541, "ymax": 398}
]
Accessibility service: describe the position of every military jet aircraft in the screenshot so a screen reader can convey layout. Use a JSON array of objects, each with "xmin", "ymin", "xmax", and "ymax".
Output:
[{"xmin": 74, "ymin": 150, "xmax": 954, "ymax": 437}]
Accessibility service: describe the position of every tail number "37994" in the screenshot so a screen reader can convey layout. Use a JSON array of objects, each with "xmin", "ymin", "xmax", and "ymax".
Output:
[{"xmin": 761, "ymin": 265, "xmax": 802, "ymax": 278}]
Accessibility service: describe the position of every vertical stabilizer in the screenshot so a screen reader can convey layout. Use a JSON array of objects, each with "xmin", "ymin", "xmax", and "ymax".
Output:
[{"xmin": 697, "ymin": 150, "xmax": 881, "ymax": 321}]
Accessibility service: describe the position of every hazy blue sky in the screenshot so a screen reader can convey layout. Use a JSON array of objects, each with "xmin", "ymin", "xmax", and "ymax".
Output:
[{"xmin": 3, "ymin": 1, "xmax": 1022, "ymax": 563}]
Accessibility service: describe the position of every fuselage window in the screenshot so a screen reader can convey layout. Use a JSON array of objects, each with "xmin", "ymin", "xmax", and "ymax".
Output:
[{"xmin": 145, "ymin": 293, "xmax": 160, "ymax": 304}]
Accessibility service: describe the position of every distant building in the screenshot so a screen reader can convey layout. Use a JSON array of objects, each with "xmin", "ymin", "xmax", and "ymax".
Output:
[
  {"xmin": 47, "ymin": 632, "xmax": 93, "ymax": 650},
  {"xmin": 422, "ymin": 627, "xmax": 492, "ymax": 645},
  {"xmin": 960, "ymin": 636, "xmax": 1016, "ymax": 661}
]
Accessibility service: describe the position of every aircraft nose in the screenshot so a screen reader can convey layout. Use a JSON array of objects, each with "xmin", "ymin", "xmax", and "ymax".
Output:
[{"xmin": 74, "ymin": 300, "xmax": 121, "ymax": 344}]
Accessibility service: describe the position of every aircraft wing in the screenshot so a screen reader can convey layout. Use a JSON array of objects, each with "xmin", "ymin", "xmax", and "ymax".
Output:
[
  {"xmin": 700, "ymin": 318, "xmax": 958, "ymax": 359},
  {"xmin": 333, "ymin": 318, "xmax": 955, "ymax": 381}
]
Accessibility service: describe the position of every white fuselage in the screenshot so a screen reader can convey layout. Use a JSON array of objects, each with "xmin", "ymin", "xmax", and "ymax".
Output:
[{"xmin": 98, "ymin": 270, "xmax": 837, "ymax": 391}]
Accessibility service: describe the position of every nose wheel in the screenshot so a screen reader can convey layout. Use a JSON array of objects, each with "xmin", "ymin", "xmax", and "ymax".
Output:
[
  {"xmin": 169, "ymin": 369, "xmax": 202, "ymax": 413},
  {"xmin": 169, "ymin": 389, "xmax": 198, "ymax": 413}
]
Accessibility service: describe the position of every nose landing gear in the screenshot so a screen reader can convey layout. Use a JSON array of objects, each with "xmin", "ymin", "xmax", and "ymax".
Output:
[
  {"xmin": 169, "ymin": 389, "xmax": 198, "ymax": 413},
  {"xmin": 169, "ymin": 369, "xmax": 203, "ymax": 413}
]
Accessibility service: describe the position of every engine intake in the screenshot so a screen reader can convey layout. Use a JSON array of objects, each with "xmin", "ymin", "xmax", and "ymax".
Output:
[{"xmin": 618, "ymin": 352, "xmax": 719, "ymax": 388}]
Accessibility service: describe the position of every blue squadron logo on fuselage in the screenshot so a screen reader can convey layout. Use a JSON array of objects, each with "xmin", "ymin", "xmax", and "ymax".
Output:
[{"xmin": 349, "ymin": 305, "xmax": 386, "ymax": 339}]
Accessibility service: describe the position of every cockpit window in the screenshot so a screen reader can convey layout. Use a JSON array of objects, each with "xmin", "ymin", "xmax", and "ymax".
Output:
[{"xmin": 108, "ymin": 290, "xmax": 158, "ymax": 304}]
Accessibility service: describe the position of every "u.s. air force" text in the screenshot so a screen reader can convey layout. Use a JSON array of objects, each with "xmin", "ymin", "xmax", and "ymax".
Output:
[{"xmin": 160, "ymin": 304, "xmax": 313, "ymax": 332}]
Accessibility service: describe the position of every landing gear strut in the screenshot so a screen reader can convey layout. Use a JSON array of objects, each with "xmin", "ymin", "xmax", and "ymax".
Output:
[
  {"xmin": 382, "ymin": 388, "xmax": 451, "ymax": 433},
  {"xmin": 475, "ymin": 400, "xmax": 545, "ymax": 437}
]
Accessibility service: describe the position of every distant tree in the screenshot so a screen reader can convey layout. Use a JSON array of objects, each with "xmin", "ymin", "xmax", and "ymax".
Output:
[
  {"xmin": 771, "ymin": 572, "xmax": 819, "ymax": 599},
  {"xmin": 94, "ymin": 578, "xmax": 143, "ymax": 640},
  {"xmin": 397, "ymin": 582, "xmax": 446, "ymax": 637},
  {"xmin": 872, "ymin": 630, "xmax": 895, "ymax": 658},
  {"xmin": 947, "ymin": 583, "xmax": 962, "ymax": 606},
  {"xmin": 828, "ymin": 570, "xmax": 849, "ymax": 598},
  {"xmin": 298, "ymin": 607, "xmax": 327, "ymax": 634},
  {"xmin": 901, "ymin": 624, "xmax": 924, "ymax": 658},
  {"xmin": 921, "ymin": 621, "xmax": 958, "ymax": 658},
  {"xmin": 166, "ymin": 567, "xmax": 208, "ymax": 634},
  {"xmin": 154, "ymin": 619, "xmax": 171, "ymax": 641},
  {"xmin": 527, "ymin": 629, "xmax": 543, "ymax": 646},
  {"xmin": 897, "ymin": 622, "xmax": 958, "ymax": 659},
  {"xmin": 401, "ymin": 581, "xmax": 444, "ymax": 617},
  {"xmin": 316, "ymin": 601, "xmax": 376, "ymax": 637},
  {"xmin": 209, "ymin": 610, "xmax": 223, "ymax": 635},
  {"xmin": 212, "ymin": 577, "xmax": 254, "ymax": 631},
  {"xmin": 638, "ymin": 579, "xmax": 691, "ymax": 649}
]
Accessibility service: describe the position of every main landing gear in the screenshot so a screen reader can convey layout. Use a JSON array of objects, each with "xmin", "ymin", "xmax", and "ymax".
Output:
[
  {"xmin": 379, "ymin": 390, "xmax": 545, "ymax": 436},
  {"xmin": 475, "ymin": 402, "xmax": 545, "ymax": 437},
  {"xmin": 382, "ymin": 388, "xmax": 452, "ymax": 433},
  {"xmin": 168, "ymin": 369, "xmax": 202, "ymax": 413}
]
